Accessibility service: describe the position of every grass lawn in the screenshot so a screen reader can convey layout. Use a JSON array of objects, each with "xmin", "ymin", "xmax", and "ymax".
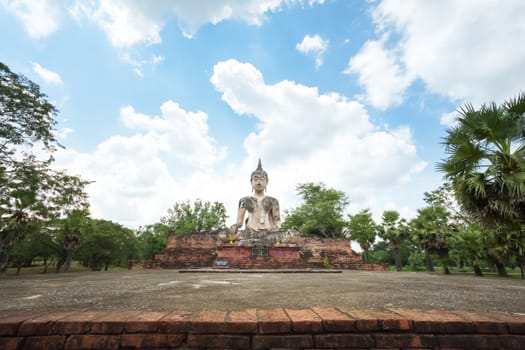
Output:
[{"xmin": 6, "ymin": 261, "xmax": 128, "ymax": 276}]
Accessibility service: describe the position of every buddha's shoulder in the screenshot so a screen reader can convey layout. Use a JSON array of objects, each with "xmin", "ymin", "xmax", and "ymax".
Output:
[
  {"xmin": 262, "ymin": 196, "xmax": 279, "ymax": 204},
  {"xmin": 239, "ymin": 196, "xmax": 257, "ymax": 210}
]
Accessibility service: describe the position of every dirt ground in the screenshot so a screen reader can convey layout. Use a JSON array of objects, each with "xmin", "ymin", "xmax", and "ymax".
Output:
[{"xmin": 1, "ymin": 270, "xmax": 524, "ymax": 314}]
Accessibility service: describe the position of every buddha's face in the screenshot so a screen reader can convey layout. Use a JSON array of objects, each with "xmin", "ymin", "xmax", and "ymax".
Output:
[{"xmin": 251, "ymin": 174, "xmax": 268, "ymax": 192}]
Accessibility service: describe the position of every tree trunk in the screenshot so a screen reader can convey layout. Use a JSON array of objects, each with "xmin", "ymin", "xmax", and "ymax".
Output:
[
  {"xmin": 58, "ymin": 236, "xmax": 80, "ymax": 273},
  {"xmin": 55, "ymin": 257, "xmax": 65, "ymax": 273},
  {"xmin": 517, "ymin": 255, "xmax": 525, "ymax": 279},
  {"xmin": 473, "ymin": 264, "xmax": 483, "ymax": 277},
  {"xmin": 362, "ymin": 249, "xmax": 369, "ymax": 264},
  {"xmin": 391, "ymin": 242, "xmax": 402, "ymax": 271},
  {"xmin": 16, "ymin": 265, "xmax": 21, "ymax": 276},
  {"xmin": 424, "ymin": 250, "xmax": 434, "ymax": 272},
  {"xmin": 495, "ymin": 261, "xmax": 507, "ymax": 276},
  {"xmin": 437, "ymin": 248, "xmax": 450, "ymax": 275},
  {"xmin": 43, "ymin": 257, "xmax": 48, "ymax": 274},
  {"xmin": 0, "ymin": 239, "xmax": 19, "ymax": 276},
  {"xmin": 0, "ymin": 249, "xmax": 10, "ymax": 276}
]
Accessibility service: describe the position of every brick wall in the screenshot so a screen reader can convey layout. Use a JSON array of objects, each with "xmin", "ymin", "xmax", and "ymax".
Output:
[
  {"xmin": 129, "ymin": 232, "xmax": 388, "ymax": 271},
  {"xmin": 1, "ymin": 308, "xmax": 524, "ymax": 349}
]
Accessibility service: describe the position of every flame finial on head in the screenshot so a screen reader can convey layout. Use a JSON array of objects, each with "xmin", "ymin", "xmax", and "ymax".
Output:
[{"xmin": 251, "ymin": 158, "xmax": 268, "ymax": 181}]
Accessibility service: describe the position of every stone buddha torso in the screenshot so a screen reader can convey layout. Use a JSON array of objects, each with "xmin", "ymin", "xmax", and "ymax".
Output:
[{"xmin": 238, "ymin": 195, "xmax": 280, "ymax": 231}]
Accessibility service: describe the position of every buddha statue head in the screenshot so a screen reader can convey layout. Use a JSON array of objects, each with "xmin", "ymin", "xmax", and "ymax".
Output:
[{"xmin": 251, "ymin": 159, "xmax": 268, "ymax": 194}]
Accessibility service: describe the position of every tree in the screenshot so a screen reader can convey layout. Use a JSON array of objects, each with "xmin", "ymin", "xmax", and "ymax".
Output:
[
  {"xmin": 8, "ymin": 227, "xmax": 56, "ymax": 274},
  {"xmin": 53, "ymin": 210, "xmax": 91, "ymax": 273},
  {"xmin": 378, "ymin": 210, "xmax": 407, "ymax": 272},
  {"xmin": 0, "ymin": 63, "xmax": 90, "ymax": 275},
  {"xmin": 438, "ymin": 93, "xmax": 525, "ymax": 277},
  {"xmin": 347, "ymin": 209, "xmax": 377, "ymax": 263},
  {"xmin": 76, "ymin": 219, "xmax": 139, "ymax": 271},
  {"xmin": 281, "ymin": 182, "xmax": 349, "ymax": 237},
  {"xmin": 449, "ymin": 223, "xmax": 485, "ymax": 276},
  {"xmin": 137, "ymin": 223, "xmax": 170, "ymax": 260},
  {"xmin": 161, "ymin": 199, "xmax": 227, "ymax": 233},
  {"xmin": 410, "ymin": 205, "xmax": 454, "ymax": 274}
]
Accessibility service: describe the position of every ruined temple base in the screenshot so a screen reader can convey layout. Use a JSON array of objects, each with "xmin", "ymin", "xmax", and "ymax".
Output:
[{"xmin": 129, "ymin": 230, "xmax": 388, "ymax": 271}]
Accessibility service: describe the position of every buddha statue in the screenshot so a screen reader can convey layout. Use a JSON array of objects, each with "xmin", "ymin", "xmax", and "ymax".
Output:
[{"xmin": 231, "ymin": 159, "xmax": 281, "ymax": 233}]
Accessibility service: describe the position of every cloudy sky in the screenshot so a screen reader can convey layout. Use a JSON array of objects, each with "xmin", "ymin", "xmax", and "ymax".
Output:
[{"xmin": 1, "ymin": 0, "xmax": 524, "ymax": 229}]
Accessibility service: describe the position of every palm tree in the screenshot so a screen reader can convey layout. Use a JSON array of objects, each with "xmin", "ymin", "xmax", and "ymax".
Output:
[
  {"xmin": 438, "ymin": 93, "xmax": 525, "ymax": 278},
  {"xmin": 378, "ymin": 210, "xmax": 407, "ymax": 271},
  {"xmin": 410, "ymin": 205, "xmax": 453, "ymax": 274}
]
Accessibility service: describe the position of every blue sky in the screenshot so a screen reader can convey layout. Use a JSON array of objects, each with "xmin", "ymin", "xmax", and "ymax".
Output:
[{"xmin": 1, "ymin": 0, "xmax": 524, "ymax": 229}]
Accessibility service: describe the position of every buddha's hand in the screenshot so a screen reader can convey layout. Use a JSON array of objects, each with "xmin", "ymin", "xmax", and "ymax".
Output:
[{"xmin": 229, "ymin": 224, "xmax": 239, "ymax": 235}]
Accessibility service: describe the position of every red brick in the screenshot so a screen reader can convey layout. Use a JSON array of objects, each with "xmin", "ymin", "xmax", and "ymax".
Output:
[
  {"xmin": 452, "ymin": 311, "xmax": 508, "ymax": 334},
  {"xmin": 120, "ymin": 333, "xmax": 185, "ymax": 348},
  {"xmin": 314, "ymin": 334, "xmax": 374, "ymax": 348},
  {"xmin": 390, "ymin": 309, "xmax": 475, "ymax": 333},
  {"xmin": 55, "ymin": 311, "xmax": 102, "ymax": 335},
  {"xmin": 124, "ymin": 311, "xmax": 167, "ymax": 333},
  {"xmin": 437, "ymin": 334, "xmax": 500, "ymax": 349},
  {"xmin": 191, "ymin": 310, "xmax": 228, "ymax": 334},
  {"xmin": 374, "ymin": 334, "xmax": 436, "ymax": 348},
  {"xmin": 0, "ymin": 312, "xmax": 42, "ymax": 336},
  {"xmin": 90, "ymin": 311, "xmax": 130, "ymax": 334},
  {"xmin": 65, "ymin": 335, "xmax": 120, "ymax": 350},
  {"xmin": 257, "ymin": 309, "xmax": 292, "ymax": 334},
  {"xmin": 253, "ymin": 334, "xmax": 313, "ymax": 349},
  {"xmin": 285, "ymin": 309, "xmax": 323, "ymax": 333},
  {"xmin": 0, "ymin": 337, "xmax": 22, "ymax": 350},
  {"xmin": 18, "ymin": 312, "xmax": 73, "ymax": 336},
  {"xmin": 498, "ymin": 334, "xmax": 525, "ymax": 349},
  {"xmin": 158, "ymin": 311, "xmax": 194, "ymax": 333},
  {"xmin": 341, "ymin": 309, "xmax": 412, "ymax": 332},
  {"xmin": 187, "ymin": 334, "xmax": 250, "ymax": 348},
  {"xmin": 225, "ymin": 309, "xmax": 257, "ymax": 333},
  {"xmin": 488, "ymin": 313, "xmax": 525, "ymax": 334},
  {"xmin": 311, "ymin": 307, "xmax": 356, "ymax": 332},
  {"xmin": 24, "ymin": 335, "xmax": 66, "ymax": 350}
]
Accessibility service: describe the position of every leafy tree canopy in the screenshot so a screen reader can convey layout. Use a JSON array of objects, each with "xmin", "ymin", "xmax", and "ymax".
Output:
[
  {"xmin": 438, "ymin": 93, "xmax": 525, "ymax": 227},
  {"xmin": 347, "ymin": 209, "xmax": 377, "ymax": 263},
  {"xmin": 282, "ymin": 182, "xmax": 349, "ymax": 237},
  {"xmin": 0, "ymin": 62, "xmax": 89, "ymax": 275},
  {"xmin": 161, "ymin": 199, "xmax": 227, "ymax": 233}
]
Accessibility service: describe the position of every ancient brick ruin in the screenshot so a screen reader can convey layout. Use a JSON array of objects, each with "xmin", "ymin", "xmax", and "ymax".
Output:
[{"xmin": 129, "ymin": 231, "xmax": 388, "ymax": 271}]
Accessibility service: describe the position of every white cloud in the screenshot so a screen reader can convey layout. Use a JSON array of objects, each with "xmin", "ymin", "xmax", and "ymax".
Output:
[
  {"xmin": 344, "ymin": 37, "xmax": 412, "ymax": 109},
  {"xmin": 168, "ymin": 0, "xmax": 283, "ymax": 38},
  {"xmin": 56, "ymin": 127, "xmax": 73, "ymax": 140},
  {"xmin": 120, "ymin": 53, "xmax": 165, "ymax": 77},
  {"xmin": 31, "ymin": 62, "xmax": 63, "ymax": 85},
  {"xmin": 211, "ymin": 59, "xmax": 426, "ymax": 219},
  {"xmin": 439, "ymin": 111, "xmax": 458, "ymax": 128},
  {"xmin": 296, "ymin": 34, "xmax": 329, "ymax": 69},
  {"xmin": 69, "ymin": 0, "xmax": 323, "ymax": 46},
  {"xmin": 69, "ymin": 0, "xmax": 282, "ymax": 46},
  {"xmin": 347, "ymin": 0, "xmax": 525, "ymax": 108},
  {"xmin": 53, "ymin": 101, "xmax": 228, "ymax": 228},
  {"xmin": 120, "ymin": 101, "xmax": 227, "ymax": 168},
  {"xmin": 69, "ymin": 0, "xmax": 164, "ymax": 47},
  {"xmin": 1, "ymin": 0, "xmax": 61, "ymax": 38}
]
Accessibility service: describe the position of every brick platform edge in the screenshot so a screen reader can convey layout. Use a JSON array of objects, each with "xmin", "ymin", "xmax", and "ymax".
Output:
[{"xmin": 1, "ymin": 308, "xmax": 524, "ymax": 350}]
